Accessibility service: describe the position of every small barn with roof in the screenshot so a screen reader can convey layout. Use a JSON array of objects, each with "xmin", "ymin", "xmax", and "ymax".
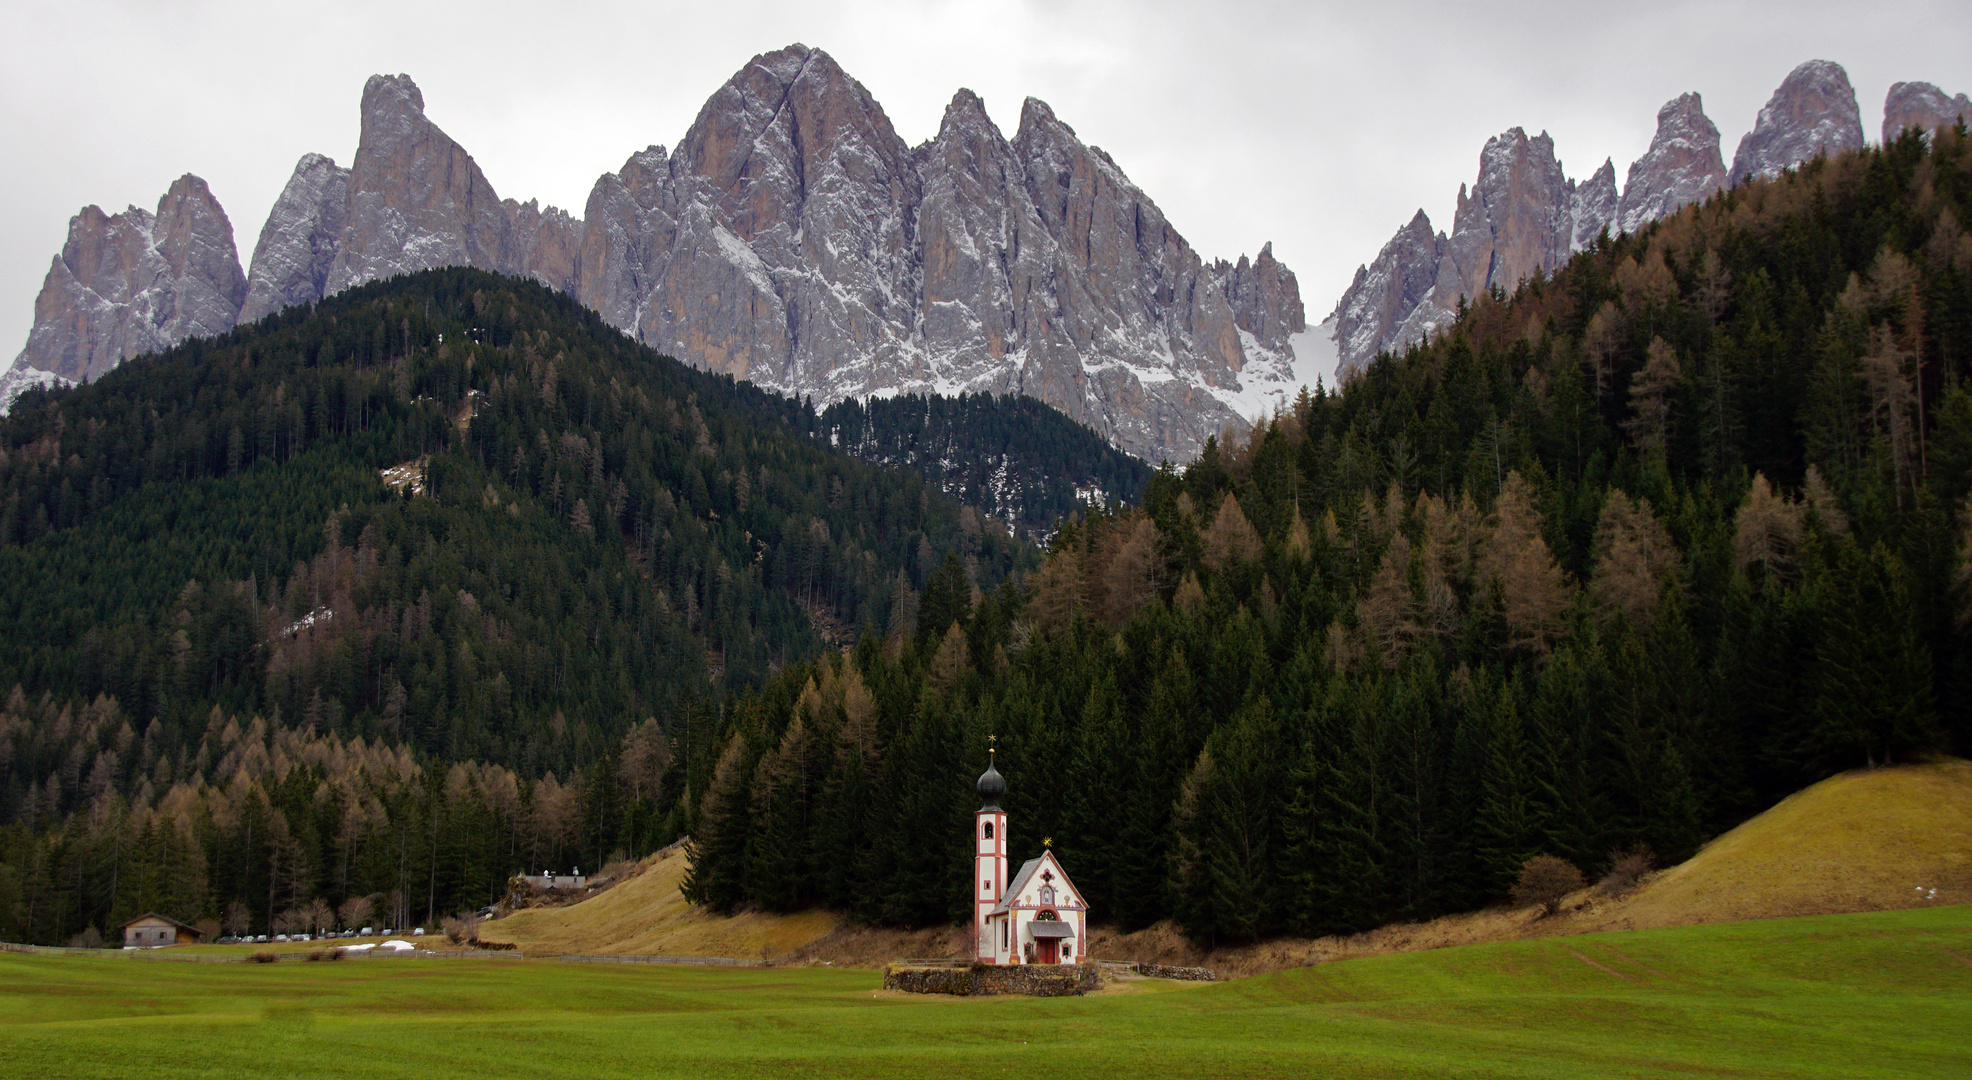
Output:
[
  {"xmin": 118, "ymin": 913, "xmax": 203, "ymax": 949},
  {"xmin": 972, "ymin": 751, "xmax": 1088, "ymax": 965}
]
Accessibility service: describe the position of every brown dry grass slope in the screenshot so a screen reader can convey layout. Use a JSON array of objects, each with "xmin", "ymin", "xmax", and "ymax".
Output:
[
  {"xmin": 475, "ymin": 847, "xmax": 840, "ymax": 960},
  {"xmin": 1570, "ymin": 756, "xmax": 1972, "ymax": 932}
]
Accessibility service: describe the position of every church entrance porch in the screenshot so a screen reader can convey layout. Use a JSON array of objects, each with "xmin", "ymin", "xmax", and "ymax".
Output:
[{"xmin": 1029, "ymin": 911, "xmax": 1073, "ymax": 965}]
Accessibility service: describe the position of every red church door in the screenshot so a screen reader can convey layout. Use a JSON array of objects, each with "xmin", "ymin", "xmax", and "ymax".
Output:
[{"xmin": 1037, "ymin": 937, "xmax": 1057, "ymax": 964}]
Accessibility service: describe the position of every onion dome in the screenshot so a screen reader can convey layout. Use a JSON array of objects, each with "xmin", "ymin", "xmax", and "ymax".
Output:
[{"xmin": 976, "ymin": 754, "xmax": 1006, "ymax": 810}]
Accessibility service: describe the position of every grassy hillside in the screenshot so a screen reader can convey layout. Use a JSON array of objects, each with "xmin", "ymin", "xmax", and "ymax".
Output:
[
  {"xmin": 2, "ymin": 906, "xmax": 1966, "ymax": 1078},
  {"xmin": 482, "ymin": 846, "xmax": 838, "ymax": 960},
  {"xmin": 1586, "ymin": 756, "xmax": 1972, "ymax": 929}
]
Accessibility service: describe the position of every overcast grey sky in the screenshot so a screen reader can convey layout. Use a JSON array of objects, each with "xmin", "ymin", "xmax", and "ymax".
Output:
[{"xmin": 4, "ymin": 0, "xmax": 1969, "ymax": 363}]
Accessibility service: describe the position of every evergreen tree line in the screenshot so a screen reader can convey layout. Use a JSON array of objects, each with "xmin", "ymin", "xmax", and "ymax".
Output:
[
  {"xmin": 0, "ymin": 689, "xmax": 681, "ymax": 943},
  {"xmin": 819, "ymin": 392, "xmax": 1152, "ymax": 537}
]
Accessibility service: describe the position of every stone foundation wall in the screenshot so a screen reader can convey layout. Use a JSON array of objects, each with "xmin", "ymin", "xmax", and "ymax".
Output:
[
  {"xmin": 1131, "ymin": 963, "xmax": 1216, "ymax": 981},
  {"xmin": 884, "ymin": 963, "xmax": 1102, "ymax": 997}
]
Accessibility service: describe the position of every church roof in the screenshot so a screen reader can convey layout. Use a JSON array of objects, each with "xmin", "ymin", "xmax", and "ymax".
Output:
[
  {"xmin": 989, "ymin": 850, "xmax": 1084, "ymax": 916},
  {"xmin": 1028, "ymin": 921, "xmax": 1075, "ymax": 939},
  {"xmin": 990, "ymin": 857, "xmax": 1045, "ymax": 915},
  {"xmin": 976, "ymin": 755, "xmax": 1006, "ymax": 810}
]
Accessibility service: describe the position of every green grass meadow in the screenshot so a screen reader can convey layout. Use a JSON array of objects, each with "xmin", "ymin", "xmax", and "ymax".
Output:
[{"xmin": 0, "ymin": 906, "xmax": 1966, "ymax": 1079}]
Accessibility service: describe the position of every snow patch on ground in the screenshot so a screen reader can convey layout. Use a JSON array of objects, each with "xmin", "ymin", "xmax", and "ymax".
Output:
[
  {"xmin": 1288, "ymin": 317, "xmax": 1341, "ymax": 392},
  {"xmin": 1204, "ymin": 318, "xmax": 1343, "ymax": 426},
  {"xmin": 0, "ymin": 357, "xmax": 71, "ymax": 416}
]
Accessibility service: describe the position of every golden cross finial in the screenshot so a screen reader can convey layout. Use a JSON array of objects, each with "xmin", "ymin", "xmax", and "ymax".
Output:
[
  {"xmin": 1043, "ymin": 836, "xmax": 1053, "ymax": 849},
  {"xmin": 987, "ymin": 734, "xmax": 997, "ymax": 754}
]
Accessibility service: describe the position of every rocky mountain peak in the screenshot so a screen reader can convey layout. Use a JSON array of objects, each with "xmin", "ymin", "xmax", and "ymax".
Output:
[
  {"xmin": 1882, "ymin": 81, "xmax": 1972, "ymax": 143},
  {"xmin": 1217, "ymin": 242, "xmax": 1306, "ymax": 346},
  {"xmin": 325, "ymin": 71, "xmax": 514, "ymax": 296},
  {"xmin": 1729, "ymin": 60, "xmax": 1864, "ymax": 186},
  {"xmin": 9, "ymin": 173, "xmax": 244, "ymax": 388},
  {"xmin": 11, "ymin": 52, "xmax": 1310, "ymax": 458},
  {"xmin": 362, "ymin": 72, "xmax": 425, "ymax": 118},
  {"xmin": 1326, "ymin": 59, "xmax": 1883, "ymax": 382},
  {"xmin": 1618, "ymin": 92, "xmax": 1726, "ymax": 235},
  {"xmin": 1437, "ymin": 127, "xmax": 1572, "ymax": 306},
  {"xmin": 938, "ymin": 88, "xmax": 996, "ymax": 139},
  {"xmin": 1330, "ymin": 209, "xmax": 1445, "ymax": 376},
  {"xmin": 1570, "ymin": 159, "xmax": 1618, "ymax": 252},
  {"xmin": 1015, "ymin": 95, "xmax": 1065, "ymax": 139},
  {"xmin": 239, "ymin": 153, "xmax": 349, "ymax": 323}
]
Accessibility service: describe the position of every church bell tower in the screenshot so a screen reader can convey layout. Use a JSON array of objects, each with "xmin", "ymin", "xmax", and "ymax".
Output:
[{"xmin": 974, "ymin": 743, "xmax": 1008, "ymax": 963}]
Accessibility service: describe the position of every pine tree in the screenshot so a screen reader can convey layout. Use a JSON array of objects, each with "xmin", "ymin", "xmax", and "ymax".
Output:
[{"xmin": 1810, "ymin": 543, "xmax": 1940, "ymax": 769}]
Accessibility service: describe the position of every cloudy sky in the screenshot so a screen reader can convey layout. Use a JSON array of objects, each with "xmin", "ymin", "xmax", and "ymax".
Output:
[{"xmin": 3, "ymin": 0, "xmax": 1968, "ymax": 363}]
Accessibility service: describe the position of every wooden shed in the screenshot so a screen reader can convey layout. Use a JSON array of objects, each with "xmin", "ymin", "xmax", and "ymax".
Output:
[{"xmin": 118, "ymin": 913, "xmax": 203, "ymax": 948}]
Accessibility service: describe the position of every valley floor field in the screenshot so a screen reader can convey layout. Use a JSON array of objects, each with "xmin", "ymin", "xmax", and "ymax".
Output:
[
  {"xmin": 480, "ymin": 759, "xmax": 1972, "ymax": 976},
  {"xmin": 0, "ymin": 906, "xmax": 1965, "ymax": 1079}
]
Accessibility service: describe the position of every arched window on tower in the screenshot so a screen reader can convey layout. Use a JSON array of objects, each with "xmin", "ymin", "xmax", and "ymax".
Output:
[{"xmin": 983, "ymin": 822, "xmax": 994, "ymax": 839}]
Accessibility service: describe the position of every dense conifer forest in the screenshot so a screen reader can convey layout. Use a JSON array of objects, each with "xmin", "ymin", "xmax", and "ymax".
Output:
[
  {"xmin": 819, "ymin": 392, "xmax": 1151, "ymax": 536},
  {"xmin": 4, "ymin": 126, "xmax": 1972, "ymax": 946},
  {"xmin": 676, "ymin": 125, "xmax": 1972, "ymax": 939},
  {"xmin": 0, "ymin": 270, "xmax": 1040, "ymax": 939}
]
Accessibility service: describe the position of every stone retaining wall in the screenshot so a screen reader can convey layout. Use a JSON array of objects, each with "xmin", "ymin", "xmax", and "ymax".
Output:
[
  {"xmin": 884, "ymin": 963, "xmax": 1101, "ymax": 997},
  {"xmin": 1131, "ymin": 963, "xmax": 1216, "ymax": 981}
]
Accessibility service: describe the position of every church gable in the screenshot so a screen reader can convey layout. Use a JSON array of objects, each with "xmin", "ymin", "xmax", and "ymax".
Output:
[{"xmin": 1010, "ymin": 851, "xmax": 1083, "ymax": 911}]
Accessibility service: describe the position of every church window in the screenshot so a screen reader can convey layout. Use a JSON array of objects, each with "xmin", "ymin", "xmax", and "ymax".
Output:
[{"xmin": 983, "ymin": 822, "xmax": 993, "ymax": 839}]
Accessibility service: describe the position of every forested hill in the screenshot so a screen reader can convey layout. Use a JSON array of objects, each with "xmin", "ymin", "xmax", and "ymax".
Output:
[
  {"xmin": 8, "ymin": 129, "xmax": 1972, "ymax": 950},
  {"xmin": 0, "ymin": 268, "xmax": 1030, "ymax": 779},
  {"xmin": 673, "ymin": 126, "xmax": 1972, "ymax": 937},
  {"xmin": 820, "ymin": 393, "xmax": 1152, "ymax": 537}
]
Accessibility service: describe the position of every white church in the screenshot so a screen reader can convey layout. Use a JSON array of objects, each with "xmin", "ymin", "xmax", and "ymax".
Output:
[{"xmin": 973, "ymin": 750, "xmax": 1088, "ymax": 965}]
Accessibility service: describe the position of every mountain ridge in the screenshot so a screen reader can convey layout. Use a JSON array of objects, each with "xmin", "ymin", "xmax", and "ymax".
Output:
[
  {"xmin": 5, "ymin": 46, "xmax": 1309, "ymax": 462},
  {"xmin": 1324, "ymin": 60, "xmax": 1971, "ymax": 379}
]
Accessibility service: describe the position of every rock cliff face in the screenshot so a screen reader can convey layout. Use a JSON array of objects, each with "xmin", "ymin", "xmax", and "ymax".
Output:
[
  {"xmin": 1882, "ymin": 81, "xmax": 1972, "ymax": 143},
  {"xmin": 1330, "ymin": 129, "xmax": 1612, "ymax": 377},
  {"xmin": 238, "ymin": 153, "xmax": 348, "ymax": 323},
  {"xmin": 1570, "ymin": 160, "xmax": 1619, "ymax": 252},
  {"xmin": 1618, "ymin": 93, "xmax": 1727, "ymax": 235},
  {"xmin": 565, "ymin": 51, "xmax": 1304, "ymax": 458},
  {"xmin": 9, "ymin": 173, "xmax": 244, "ymax": 385},
  {"xmin": 316, "ymin": 74, "xmax": 580, "ymax": 298},
  {"xmin": 1331, "ymin": 210, "xmax": 1444, "ymax": 372},
  {"xmin": 10, "ymin": 47, "xmax": 1304, "ymax": 457},
  {"xmin": 1729, "ymin": 60, "xmax": 1865, "ymax": 186},
  {"xmin": 1434, "ymin": 129, "xmax": 1572, "ymax": 307},
  {"xmin": 1329, "ymin": 63, "xmax": 1870, "ymax": 379}
]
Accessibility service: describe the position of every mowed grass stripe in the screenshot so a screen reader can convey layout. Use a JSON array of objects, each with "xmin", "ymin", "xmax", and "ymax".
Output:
[{"xmin": 0, "ymin": 906, "xmax": 1964, "ymax": 1079}]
